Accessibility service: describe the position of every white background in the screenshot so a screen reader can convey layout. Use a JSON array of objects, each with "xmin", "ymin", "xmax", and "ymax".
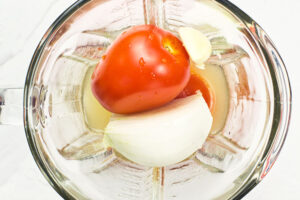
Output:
[{"xmin": 0, "ymin": 0, "xmax": 299, "ymax": 199}]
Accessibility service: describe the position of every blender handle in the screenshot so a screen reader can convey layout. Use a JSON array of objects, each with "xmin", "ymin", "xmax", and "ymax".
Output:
[{"xmin": 0, "ymin": 88, "xmax": 24, "ymax": 126}]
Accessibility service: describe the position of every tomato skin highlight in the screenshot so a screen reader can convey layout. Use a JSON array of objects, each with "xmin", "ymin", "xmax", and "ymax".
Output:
[
  {"xmin": 177, "ymin": 73, "xmax": 215, "ymax": 112},
  {"xmin": 91, "ymin": 25, "xmax": 190, "ymax": 114}
]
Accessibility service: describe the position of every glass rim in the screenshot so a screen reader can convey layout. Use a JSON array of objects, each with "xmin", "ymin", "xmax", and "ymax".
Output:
[{"xmin": 23, "ymin": 0, "xmax": 292, "ymax": 199}]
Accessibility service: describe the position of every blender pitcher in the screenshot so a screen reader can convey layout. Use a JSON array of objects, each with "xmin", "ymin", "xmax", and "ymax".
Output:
[{"xmin": 0, "ymin": 0, "xmax": 291, "ymax": 199}]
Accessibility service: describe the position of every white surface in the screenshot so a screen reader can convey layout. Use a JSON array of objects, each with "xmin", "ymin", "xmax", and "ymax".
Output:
[{"xmin": 0, "ymin": 0, "xmax": 299, "ymax": 199}]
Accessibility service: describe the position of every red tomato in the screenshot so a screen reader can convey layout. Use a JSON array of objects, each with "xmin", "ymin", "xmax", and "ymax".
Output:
[
  {"xmin": 177, "ymin": 73, "xmax": 215, "ymax": 112},
  {"xmin": 91, "ymin": 25, "xmax": 190, "ymax": 114}
]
